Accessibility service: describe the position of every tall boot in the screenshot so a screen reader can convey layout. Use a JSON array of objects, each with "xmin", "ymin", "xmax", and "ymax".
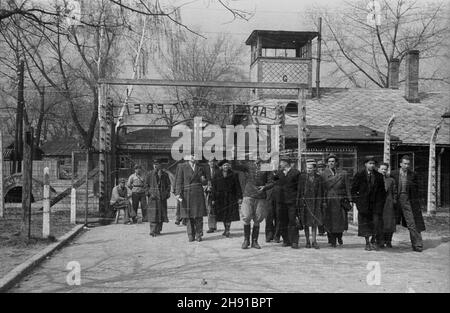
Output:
[
  {"xmin": 241, "ymin": 225, "xmax": 250, "ymax": 249},
  {"xmin": 251, "ymin": 225, "xmax": 261, "ymax": 249}
]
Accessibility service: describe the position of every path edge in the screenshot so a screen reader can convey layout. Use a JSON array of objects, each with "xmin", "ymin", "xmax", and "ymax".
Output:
[{"xmin": 0, "ymin": 224, "xmax": 85, "ymax": 293}]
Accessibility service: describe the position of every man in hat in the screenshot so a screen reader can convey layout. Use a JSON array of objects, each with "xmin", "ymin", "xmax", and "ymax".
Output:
[
  {"xmin": 390, "ymin": 155, "xmax": 425, "ymax": 252},
  {"xmin": 110, "ymin": 178, "xmax": 135, "ymax": 224},
  {"xmin": 146, "ymin": 159, "xmax": 171, "ymax": 236},
  {"xmin": 127, "ymin": 165, "xmax": 148, "ymax": 223},
  {"xmin": 274, "ymin": 158, "xmax": 301, "ymax": 249},
  {"xmin": 298, "ymin": 159, "xmax": 326, "ymax": 249},
  {"xmin": 239, "ymin": 157, "xmax": 274, "ymax": 249},
  {"xmin": 175, "ymin": 153, "xmax": 208, "ymax": 242},
  {"xmin": 351, "ymin": 156, "xmax": 386, "ymax": 251},
  {"xmin": 321, "ymin": 154, "xmax": 352, "ymax": 247},
  {"xmin": 316, "ymin": 160, "xmax": 327, "ymax": 236},
  {"xmin": 205, "ymin": 158, "xmax": 219, "ymax": 233}
]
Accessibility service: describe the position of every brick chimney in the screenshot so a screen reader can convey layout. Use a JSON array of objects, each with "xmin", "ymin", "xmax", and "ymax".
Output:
[
  {"xmin": 405, "ymin": 50, "xmax": 420, "ymax": 103},
  {"xmin": 388, "ymin": 58, "xmax": 399, "ymax": 89}
]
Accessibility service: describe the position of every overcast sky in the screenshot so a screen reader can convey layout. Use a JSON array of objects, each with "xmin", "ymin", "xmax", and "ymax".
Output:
[{"xmin": 167, "ymin": 0, "xmax": 345, "ymax": 42}]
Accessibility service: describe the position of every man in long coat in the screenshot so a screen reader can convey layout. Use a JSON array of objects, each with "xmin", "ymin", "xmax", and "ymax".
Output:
[
  {"xmin": 211, "ymin": 160, "xmax": 242, "ymax": 237},
  {"xmin": 321, "ymin": 154, "xmax": 352, "ymax": 247},
  {"xmin": 390, "ymin": 155, "xmax": 425, "ymax": 252},
  {"xmin": 175, "ymin": 153, "xmax": 207, "ymax": 242},
  {"xmin": 351, "ymin": 156, "xmax": 386, "ymax": 251},
  {"xmin": 204, "ymin": 158, "xmax": 220, "ymax": 233},
  {"xmin": 298, "ymin": 160, "xmax": 326, "ymax": 249},
  {"xmin": 147, "ymin": 159, "xmax": 171, "ymax": 237},
  {"xmin": 378, "ymin": 162, "xmax": 397, "ymax": 248}
]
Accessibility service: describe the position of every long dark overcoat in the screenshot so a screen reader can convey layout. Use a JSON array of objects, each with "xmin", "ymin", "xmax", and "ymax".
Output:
[
  {"xmin": 383, "ymin": 176, "xmax": 397, "ymax": 233},
  {"xmin": 321, "ymin": 168, "xmax": 352, "ymax": 233},
  {"xmin": 212, "ymin": 170, "xmax": 242, "ymax": 222},
  {"xmin": 298, "ymin": 173, "xmax": 326, "ymax": 227},
  {"xmin": 390, "ymin": 169, "xmax": 426, "ymax": 232},
  {"xmin": 351, "ymin": 170, "xmax": 386, "ymax": 236},
  {"xmin": 175, "ymin": 163, "xmax": 207, "ymax": 218},
  {"xmin": 146, "ymin": 169, "xmax": 171, "ymax": 224}
]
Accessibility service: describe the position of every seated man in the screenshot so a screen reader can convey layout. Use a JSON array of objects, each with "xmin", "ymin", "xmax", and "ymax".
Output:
[{"xmin": 110, "ymin": 178, "xmax": 136, "ymax": 224}]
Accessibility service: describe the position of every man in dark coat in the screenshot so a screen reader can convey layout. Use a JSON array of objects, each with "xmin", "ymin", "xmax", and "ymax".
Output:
[
  {"xmin": 351, "ymin": 156, "xmax": 386, "ymax": 251},
  {"xmin": 205, "ymin": 158, "xmax": 220, "ymax": 233},
  {"xmin": 298, "ymin": 160, "xmax": 326, "ymax": 249},
  {"xmin": 390, "ymin": 155, "xmax": 425, "ymax": 252},
  {"xmin": 274, "ymin": 158, "xmax": 301, "ymax": 249},
  {"xmin": 265, "ymin": 170, "xmax": 281, "ymax": 243},
  {"xmin": 211, "ymin": 160, "xmax": 242, "ymax": 237},
  {"xmin": 321, "ymin": 154, "xmax": 352, "ymax": 247},
  {"xmin": 379, "ymin": 162, "xmax": 397, "ymax": 248},
  {"xmin": 316, "ymin": 160, "xmax": 327, "ymax": 236},
  {"xmin": 147, "ymin": 159, "xmax": 171, "ymax": 237},
  {"xmin": 175, "ymin": 153, "xmax": 208, "ymax": 242}
]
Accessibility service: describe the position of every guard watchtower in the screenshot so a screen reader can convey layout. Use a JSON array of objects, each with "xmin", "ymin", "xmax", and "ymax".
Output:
[{"xmin": 245, "ymin": 30, "xmax": 318, "ymax": 99}]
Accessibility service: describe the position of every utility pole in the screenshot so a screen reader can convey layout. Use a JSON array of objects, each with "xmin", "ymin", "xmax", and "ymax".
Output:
[
  {"xmin": 383, "ymin": 114, "xmax": 395, "ymax": 167},
  {"xmin": 0, "ymin": 130, "xmax": 4, "ymax": 218},
  {"xmin": 316, "ymin": 17, "xmax": 322, "ymax": 99},
  {"xmin": 22, "ymin": 124, "xmax": 33, "ymax": 239},
  {"xmin": 14, "ymin": 60, "xmax": 25, "ymax": 174}
]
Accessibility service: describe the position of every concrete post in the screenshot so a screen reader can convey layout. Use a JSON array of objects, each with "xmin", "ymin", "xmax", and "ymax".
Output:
[{"xmin": 43, "ymin": 167, "xmax": 50, "ymax": 238}]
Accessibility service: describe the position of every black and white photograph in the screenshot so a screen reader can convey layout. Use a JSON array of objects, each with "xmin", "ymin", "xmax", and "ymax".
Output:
[{"xmin": 0, "ymin": 0, "xmax": 449, "ymax": 299}]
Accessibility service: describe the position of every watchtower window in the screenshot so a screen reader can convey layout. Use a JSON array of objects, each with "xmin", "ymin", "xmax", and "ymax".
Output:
[{"xmin": 263, "ymin": 48, "xmax": 296, "ymax": 58}]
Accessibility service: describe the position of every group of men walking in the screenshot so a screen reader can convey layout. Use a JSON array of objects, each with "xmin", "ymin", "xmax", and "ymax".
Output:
[{"xmin": 109, "ymin": 153, "xmax": 425, "ymax": 252}]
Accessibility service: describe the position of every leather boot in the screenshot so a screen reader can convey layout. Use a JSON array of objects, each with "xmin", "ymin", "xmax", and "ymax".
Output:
[
  {"xmin": 241, "ymin": 225, "xmax": 250, "ymax": 249},
  {"xmin": 251, "ymin": 225, "xmax": 261, "ymax": 249}
]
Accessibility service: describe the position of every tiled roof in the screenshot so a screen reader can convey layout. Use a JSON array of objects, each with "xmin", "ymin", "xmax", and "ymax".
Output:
[
  {"xmin": 284, "ymin": 125, "xmax": 400, "ymax": 142},
  {"xmin": 250, "ymin": 88, "xmax": 450, "ymax": 146},
  {"xmin": 40, "ymin": 138, "xmax": 86, "ymax": 156}
]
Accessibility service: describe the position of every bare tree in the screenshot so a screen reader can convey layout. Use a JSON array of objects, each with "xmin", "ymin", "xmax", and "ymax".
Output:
[
  {"xmin": 155, "ymin": 32, "xmax": 248, "ymax": 126},
  {"xmin": 306, "ymin": 0, "xmax": 450, "ymax": 88}
]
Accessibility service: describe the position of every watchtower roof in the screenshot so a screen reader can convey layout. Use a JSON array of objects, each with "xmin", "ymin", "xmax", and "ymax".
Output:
[{"xmin": 245, "ymin": 30, "xmax": 319, "ymax": 49}]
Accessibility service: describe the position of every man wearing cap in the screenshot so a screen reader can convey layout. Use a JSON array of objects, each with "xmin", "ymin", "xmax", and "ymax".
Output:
[
  {"xmin": 238, "ymin": 158, "xmax": 274, "ymax": 249},
  {"xmin": 298, "ymin": 159, "xmax": 326, "ymax": 249},
  {"xmin": 110, "ymin": 178, "xmax": 135, "ymax": 224},
  {"xmin": 146, "ymin": 159, "xmax": 171, "ymax": 237},
  {"xmin": 321, "ymin": 154, "xmax": 352, "ymax": 247},
  {"xmin": 351, "ymin": 156, "xmax": 387, "ymax": 251},
  {"xmin": 316, "ymin": 160, "xmax": 327, "ymax": 236},
  {"xmin": 175, "ymin": 153, "xmax": 208, "ymax": 242},
  {"xmin": 274, "ymin": 158, "xmax": 301, "ymax": 249},
  {"xmin": 127, "ymin": 165, "xmax": 148, "ymax": 223},
  {"xmin": 205, "ymin": 158, "xmax": 220, "ymax": 233}
]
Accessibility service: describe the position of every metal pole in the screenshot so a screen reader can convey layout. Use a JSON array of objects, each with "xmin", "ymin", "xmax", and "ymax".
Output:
[
  {"xmin": 0, "ymin": 130, "xmax": 4, "ymax": 218},
  {"xmin": 85, "ymin": 149, "xmax": 89, "ymax": 225}
]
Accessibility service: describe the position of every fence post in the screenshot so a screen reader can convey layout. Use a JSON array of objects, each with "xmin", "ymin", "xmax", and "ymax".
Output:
[
  {"xmin": 0, "ymin": 130, "xmax": 4, "ymax": 218},
  {"xmin": 70, "ymin": 188, "xmax": 77, "ymax": 224},
  {"xmin": 43, "ymin": 167, "xmax": 50, "ymax": 238},
  {"xmin": 70, "ymin": 151, "xmax": 76, "ymax": 224}
]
